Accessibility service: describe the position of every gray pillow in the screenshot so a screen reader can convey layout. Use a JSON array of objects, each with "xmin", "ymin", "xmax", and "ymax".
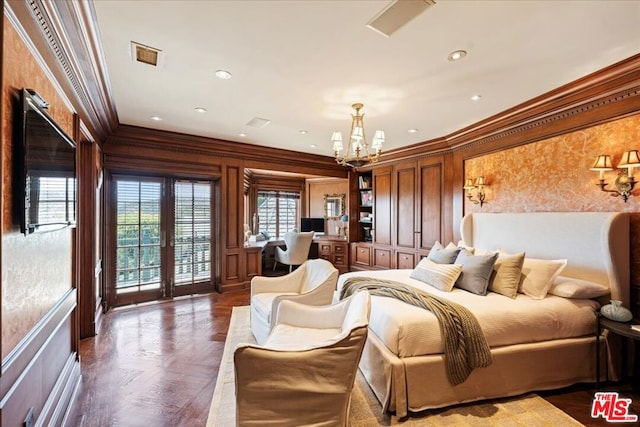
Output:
[
  {"xmin": 454, "ymin": 249, "xmax": 499, "ymax": 295},
  {"xmin": 427, "ymin": 241, "xmax": 461, "ymax": 264}
]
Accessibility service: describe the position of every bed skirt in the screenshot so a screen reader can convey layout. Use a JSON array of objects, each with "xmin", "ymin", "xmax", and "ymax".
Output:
[{"xmin": 359, "ymin": 330, "xmax": 609, "ymax": 418}]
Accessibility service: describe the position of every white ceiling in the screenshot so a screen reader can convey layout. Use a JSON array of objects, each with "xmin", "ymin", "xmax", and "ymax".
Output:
[{"xmin": 92, "ymin": 0, "xmax": 640, "ymax": 158}]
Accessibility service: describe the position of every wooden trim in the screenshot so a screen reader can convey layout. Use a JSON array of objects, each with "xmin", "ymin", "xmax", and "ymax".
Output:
[
  {"xmin": 107, "ymin": 125, "xmax": 348, "ymax": 178},
  {"xmin": 6, "ymin": 1, "xmax": 116, "ymax": 140},
  {"xmin": 251, "ymin": 174, "xmax": 306, "ymax": 192},
  {"xmin": 380, "ymin": 54, "xmax": 640, "ymax": 163},
  {"xmin": 39, "ymin": 353, "xmax": 81, "ymax": 426},
  {"xmin": 78, "ymin": 137, "xmax": 96, "ymax": 338},
  {"xmin": 0, "ymin": 288, "xmax": 76, "ymax": 399}
]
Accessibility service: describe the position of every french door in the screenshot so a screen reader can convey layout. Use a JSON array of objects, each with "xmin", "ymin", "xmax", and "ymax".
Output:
[{"xmin": 109, "ymin": 175, "xmax": 217, "ymax": 307}]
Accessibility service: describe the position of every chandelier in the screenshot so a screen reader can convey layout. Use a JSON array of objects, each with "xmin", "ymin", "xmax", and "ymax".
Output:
[{"xmin": 331, "ymin": 103, "xmax": 384, "ymax": 168}]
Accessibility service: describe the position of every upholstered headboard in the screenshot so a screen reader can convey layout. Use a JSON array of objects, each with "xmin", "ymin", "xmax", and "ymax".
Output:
[{"xmin": 460, "ymin": 212, "xmax": 630, "ymax": 305}]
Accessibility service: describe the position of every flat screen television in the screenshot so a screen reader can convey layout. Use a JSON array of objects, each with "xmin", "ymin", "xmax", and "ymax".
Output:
[
  {"xmin": 18, "ymin": 88, "xmax": 77, "ymax": 235},
  {"xmin": 300, "ymin": 217, "xmax": 325, "ymax": 234}
]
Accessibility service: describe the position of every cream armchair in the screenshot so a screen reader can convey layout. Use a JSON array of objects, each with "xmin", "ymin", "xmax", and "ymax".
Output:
[
  {"xmin": 234, "ymin": 290, "xmax": 371, "ymax": 427},
  {"xmin": 250, "ymin": 258, "xmax": 338, "ymax": 344},
  {"xmin": 273, "ymin": 231, "xmax": 314, "ymax": 272}
]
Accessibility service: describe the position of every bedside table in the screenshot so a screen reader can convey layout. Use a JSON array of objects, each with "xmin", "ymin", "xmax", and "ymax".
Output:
[{"xmin": 596, "ymin": 313, "xmax": 640, "ymax": 391}]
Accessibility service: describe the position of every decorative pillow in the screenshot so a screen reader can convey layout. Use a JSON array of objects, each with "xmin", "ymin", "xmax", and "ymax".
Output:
[
  {"xmin": 488, "ymin": 251, "xmax": 525, "ymax": 298},
  {"xmin": 427, "ymin": 241, "xmax": 461, "ymax": 264},
  {"xmin": 454, "ymin": 249, "xmax": 499, "ymax": 295},
  {"xmin": 519, "ymin": 258, "xmax": 568, "ymax": 299},
  {"xmin": 410, "ymin": 258, "xmax": 462, "ymax": 292},
  {"xmin": 548, "ymin": 276, "xmax": 610, "ymax": 299}
]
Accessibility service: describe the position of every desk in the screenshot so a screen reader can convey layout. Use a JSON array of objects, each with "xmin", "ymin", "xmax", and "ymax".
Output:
[
  {"xmin": 244, "ymin": 236, "xmax": 349, "ymax": 273},
  {"xmin": 245, "ymin": 238, "xmax": 285, "ymax": 253}
]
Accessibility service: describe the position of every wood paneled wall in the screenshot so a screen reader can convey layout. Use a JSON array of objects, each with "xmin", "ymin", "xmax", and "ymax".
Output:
[
  {"xmin": 1, "ymin": 14, "xmax": 81, "ymax": 427},
  {"xmin": 104, "ymin": 126, "xmax": 347, "ymax": 293}
]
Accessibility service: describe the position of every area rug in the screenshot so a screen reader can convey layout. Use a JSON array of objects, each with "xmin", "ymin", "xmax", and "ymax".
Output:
[{"xmin": 207, "ymin": 306, "xmax": 584, "ymax": 426}]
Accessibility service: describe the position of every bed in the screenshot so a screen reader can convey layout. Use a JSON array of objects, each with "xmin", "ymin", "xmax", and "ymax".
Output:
[{"xmin": 337, "ymin": 212, "xmax": 630, "ymax": 418}]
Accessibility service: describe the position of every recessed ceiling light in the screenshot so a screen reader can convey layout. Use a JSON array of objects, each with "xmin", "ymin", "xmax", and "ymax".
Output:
[
  {"xmin": 310, "ymin": 144, "xmax": 317, "ymax": 148},
  {"xmin": 194, "ymin": 107, "xmax": 207, "ymax": 113},
  {"xmin": 238, "ymin": 133, "xmax": 247, "ymax": 137},
  {"xmin": 215, "ymin": 69, "xmax": 232, "ymax": 80},
  {"xmin": 408, "ymin": 128, "xmax": 418, "ymax": 134},
  {"xmin": 150, "ymin": 115, "xmax": 162, "ymax": 121},
  {"xmin": 447, "ymin": 50, "xmax": 467, "ymax": 61},
  {"xmin": 299, "ymin": 130, "xmax": 308, "ymax": 135},
  {"xmin": 471, "ymin": 94, "xmax": 482, "ymax": 101}
]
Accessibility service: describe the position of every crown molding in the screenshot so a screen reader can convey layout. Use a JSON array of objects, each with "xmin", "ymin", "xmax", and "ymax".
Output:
[
  {"xmin": 7, "ymin": 0, "xmax": 118, "ymax": 141},
  {"xmin": 106, "ymin": 124, "xmax": 349, "ymax": 179},
  {"xmin": 382, "ymin": 53, "xmax": 640, "ymax": 163}
]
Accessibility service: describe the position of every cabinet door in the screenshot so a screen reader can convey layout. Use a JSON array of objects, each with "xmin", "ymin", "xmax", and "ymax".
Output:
[
  {"xmin": 394, "ymin": 162, "xmax": 416, "ymax": 249},
  {"xmin": 352, "ymin": 244, "xmax": 372, "ymax": 266},
  {"xmin": 373, "ymin": 167, "xmax": 392, "ymax": 245},
  {"xmin": 319, "ymin": 242, "xmax": 333, "ymax": 256},
  {"xmin": 396, "ymin": 251, "xmax": 416, "ymax": 269},
  {"xmin": 333, "ymin": 243, "xmax": 348, "ymax": 268},
  {"xmin": 374, "ymin": 248, "xmax": 392, "ymax": 269},
  {"xmin": 419, "ymin": 159, "xmax": 443, "ymax": 250},
  {"xmin": 245, "ymin": 247, "xmax": 262, "ymax": 278}
]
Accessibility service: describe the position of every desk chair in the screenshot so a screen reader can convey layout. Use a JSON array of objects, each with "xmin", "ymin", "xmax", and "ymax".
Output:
[{"xmin": 273, "ymin": 231, "xmax": 314, "ymax": 272}]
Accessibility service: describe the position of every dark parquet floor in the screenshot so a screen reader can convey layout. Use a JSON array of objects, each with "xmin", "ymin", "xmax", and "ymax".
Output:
[{"xmin": 72, "ymin": 276, "xmax": 640, "ymax": 426}]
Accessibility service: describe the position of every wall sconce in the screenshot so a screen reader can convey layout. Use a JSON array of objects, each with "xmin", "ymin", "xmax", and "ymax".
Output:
[
  {"xmin": 590, "ymin": 150, "xmax": 640, "ymax": 202},
  {"xmin": 463, "ymin": 176, "xmax": 488, "ymax": 207}
]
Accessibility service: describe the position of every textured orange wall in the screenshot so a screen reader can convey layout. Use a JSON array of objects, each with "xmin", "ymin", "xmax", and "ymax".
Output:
[
  {"xmin": 2, "ymin": 17, "xmax": 74, "ymax": 359},
  {"xmin": 464, "ymin": 113, "xmax": 640, "ymax": 310}
]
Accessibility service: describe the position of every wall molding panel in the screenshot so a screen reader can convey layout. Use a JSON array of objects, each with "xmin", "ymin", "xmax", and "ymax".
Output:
[{"xmin": 0, "ymin": 290, "xmax": 79, "ymax": 427}]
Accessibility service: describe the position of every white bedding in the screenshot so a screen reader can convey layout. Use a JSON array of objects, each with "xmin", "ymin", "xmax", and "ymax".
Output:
[{"xmin": 337, "ymin": 269, "xmax": 600, "ymax": 358}]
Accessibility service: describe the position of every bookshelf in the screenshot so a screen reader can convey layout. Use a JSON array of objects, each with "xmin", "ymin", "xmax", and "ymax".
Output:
[{"xmin": 357, "ymin": 172, "xmax": 373, "ymax": 242}]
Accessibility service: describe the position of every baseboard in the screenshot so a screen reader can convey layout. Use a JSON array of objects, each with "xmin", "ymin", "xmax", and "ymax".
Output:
[{"xmin": 41, "ymin": 353, "xmax": 81, "ymax": 426}]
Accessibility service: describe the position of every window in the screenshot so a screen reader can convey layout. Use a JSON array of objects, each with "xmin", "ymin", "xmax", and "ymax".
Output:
[
  {"xmin": 174, "ymin": 181, "xmax": 211, "ymax": 286},
  {"xmin": 257, "ymin": 190, "xmax": 299, "ymax": 237}
]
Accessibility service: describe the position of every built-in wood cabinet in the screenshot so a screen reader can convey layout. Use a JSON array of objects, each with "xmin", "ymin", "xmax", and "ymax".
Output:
[
  {"xmin": 317, "ymin": 238, "xmax": 349, "ymax": 274},
  {"xmin": 396, "ymin": 251, "xmax": 417, "ymax": 269},
  {"xmin": 351, "ymin": 243, "xmax": 372, "ymax": 270},
  {"xmin": 374, "ymin": 248, "xmax": 392, "ymax": 269},
  {"xmin": 373, "ymin": 166, "xmax": 392, "ymax": 246},
  {"xmin": 349, "ymin": 155, "xmax": 448, "ymax": 271},
  {"xmin": 244, "ymin": 246, "xmax": 262, "ymax": 279}
]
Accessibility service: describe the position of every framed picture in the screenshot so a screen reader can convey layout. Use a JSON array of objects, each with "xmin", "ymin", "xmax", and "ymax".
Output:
[{"xmin": 360, "ymin": 190, "xmax": 372, "ymax": 207}]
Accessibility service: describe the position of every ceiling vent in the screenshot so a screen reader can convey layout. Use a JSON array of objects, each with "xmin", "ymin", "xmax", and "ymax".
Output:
[
  {"xmin": 366, "ymin": 0, "xmax": 436, "ymax": 38},
  {"xmin": 246, "ymin": 117, "xmax": 272, "ymax": 128},
  {"xmin": 130, "ymin": 41, "xmax": 164, "ymax": 67}
]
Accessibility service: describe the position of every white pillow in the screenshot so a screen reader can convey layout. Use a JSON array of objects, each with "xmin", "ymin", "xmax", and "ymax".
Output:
[
  {"xmin": 410, "ymin": 258, "xmax": 463, "ymax": 292},
  {"xmin": 519, "ymin": 258, "xmax": 567, "ymax": 299},
  {"xmin": 548, "ymin": 276, "xmax": 610, "ymax": 299}
]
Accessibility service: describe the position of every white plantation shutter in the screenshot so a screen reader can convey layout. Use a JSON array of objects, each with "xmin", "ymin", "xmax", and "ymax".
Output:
[
  {"xmin": 115, "ymin": 179, "xmax": 162, "ymax": 292},
  {"xmin": 257, "ymin": 190, "xmax": 299, "ymax": 237},
  {"xmin": 174, "ymin": 181, "xmax": 212, "ymax": 286}
]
